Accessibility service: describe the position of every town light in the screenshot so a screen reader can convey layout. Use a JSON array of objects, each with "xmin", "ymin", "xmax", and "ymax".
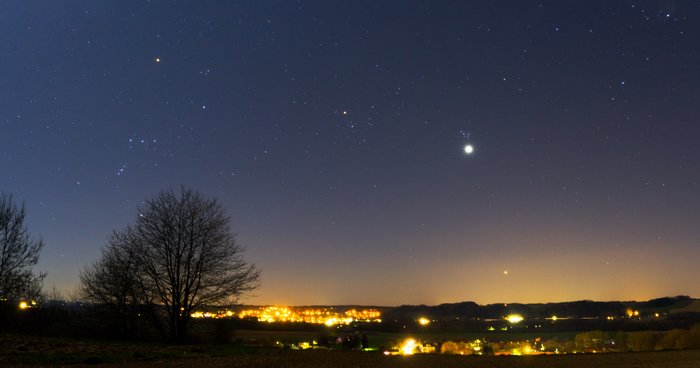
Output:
[
  {"xmin": 189, "ymin": 305, "xmax": 381, "ymax": 324},
  {"xmin": 506, "ymin": 314, "xmax": 523, "ymax": 324},
  {"xmin": 401, "ymin": 338, "xmax": 417, "ymax": 355}
]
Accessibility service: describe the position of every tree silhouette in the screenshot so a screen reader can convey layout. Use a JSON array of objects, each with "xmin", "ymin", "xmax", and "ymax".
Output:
[
  {"xmin": 0, "ymin": 194, "xmax": 45, "ymax": 302},
  {"xmin": 82, "ymin": 187, "xmax": 260, "ymax": 343},
  {"xmin": 78, "ymin": 229, "xmax": 141, "ymax": 338}
]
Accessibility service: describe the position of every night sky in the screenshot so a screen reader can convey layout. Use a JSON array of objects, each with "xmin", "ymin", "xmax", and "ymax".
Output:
[{"xmin": 2, "ymin": 1, "xmax": 700, "ymax": 306}]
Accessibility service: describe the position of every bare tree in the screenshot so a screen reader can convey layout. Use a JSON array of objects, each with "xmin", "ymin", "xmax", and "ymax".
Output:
[
  {"xmin": 78, "ymin": 229, "xmax": 141, "ymax": 338},
  {"xmin": 0, "ymin": 194, "xmax": 45, "ymax": 302},
  {"xmin": 135, "ymin": 188, "xmax": 260, "ymax": 342},
  {"xmin": 82, "ymin": 187, "xmax": 260, "ymax": 342}
]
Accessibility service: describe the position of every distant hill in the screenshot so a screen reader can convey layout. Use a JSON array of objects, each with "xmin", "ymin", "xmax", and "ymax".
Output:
[
  {"xmin": 381, "ymin": 296, "xmax": 695, "ymax": 322},
  {"xmin": 670, "ymin": 299, "xmax": 700, "ymax": 314}
]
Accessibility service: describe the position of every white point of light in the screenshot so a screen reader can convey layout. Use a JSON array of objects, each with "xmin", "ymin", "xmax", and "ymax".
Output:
[
  {"xmin": 155, "ymin": 57, "xmax": 161, "ymax": 63},
  {"xmin": 464, "ymin": 144, "xmax": 474, "ymax": 155}
]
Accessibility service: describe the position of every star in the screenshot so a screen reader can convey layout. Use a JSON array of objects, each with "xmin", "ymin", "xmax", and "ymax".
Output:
[{"xmin": 464, "ymin": 144, "xmax": 475, "ymax": 155}]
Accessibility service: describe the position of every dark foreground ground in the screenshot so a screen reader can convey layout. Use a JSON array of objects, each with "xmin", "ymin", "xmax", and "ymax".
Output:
[
  {"xmin": 87, "ymin": 350, "xmax": 700, "ymax": 368},
  {"xmin": 30, "ymin": 349, "xmax": 700, "ymax": 368},
  {"xmin": 3, "ymin": 334, "xmax": 700, "ymax": 368}
]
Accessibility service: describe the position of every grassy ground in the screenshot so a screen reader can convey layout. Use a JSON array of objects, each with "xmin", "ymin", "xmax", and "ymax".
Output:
[
  {"xmin": 3, "ymin": 333, "xmax": 700, "ymax": 367},
  {"xmin": 0, "ymin": 333, "xmax": 256, "ymax": 365},
  {"xmin": 37, "ymin": 349, "xmax": 700, "ymax": 368}
]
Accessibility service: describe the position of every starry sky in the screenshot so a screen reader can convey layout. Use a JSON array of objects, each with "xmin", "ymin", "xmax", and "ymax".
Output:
[{"xmin": 2, "ymin": 1, "xmax": 700, "ymax": 306}]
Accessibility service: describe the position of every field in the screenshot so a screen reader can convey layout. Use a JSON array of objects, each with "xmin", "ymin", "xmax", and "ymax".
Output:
[
  {"xmin": 230, "ymin": 328, "xmax": 578, "ymax": 349},
  {"xmin": 3, "ymin": 334, "xmax": 700, "ymax": 368},
  {"xmin": 13, "ymin": 349, "xmax": 700, "ymax": 368}
]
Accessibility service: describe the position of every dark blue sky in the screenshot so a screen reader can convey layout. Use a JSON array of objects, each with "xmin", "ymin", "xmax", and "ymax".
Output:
[{"xmin": 2, "ymin": 0, "xmax": 699, "ymax": 305}]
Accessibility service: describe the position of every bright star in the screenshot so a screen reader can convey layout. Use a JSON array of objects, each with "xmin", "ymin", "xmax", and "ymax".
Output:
[{"xmin": 464, "ymin": 144, "xmax": 474, "ymax": 155}]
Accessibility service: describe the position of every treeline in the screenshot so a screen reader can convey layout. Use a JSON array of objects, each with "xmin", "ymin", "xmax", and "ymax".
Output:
[
  {"xmin": 566, "ymin": 325, "xmax": 700, "ymax": 353},
  {"xmin": 434, "ymin": 324, "xmax": 700, "ymax": 355}
]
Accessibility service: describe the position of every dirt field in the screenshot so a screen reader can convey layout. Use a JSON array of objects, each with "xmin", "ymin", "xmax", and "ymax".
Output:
[{"xmin": 24, "ymin": 349, "xmax": 700, "ymax": 368}]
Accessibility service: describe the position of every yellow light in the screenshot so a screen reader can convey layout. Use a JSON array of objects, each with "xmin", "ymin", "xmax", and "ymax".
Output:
[
  {"xmin": 506, "ymin": 314, "xmax": 523, "ymax": 324},
  {"xmin": 401, "ymin": 338, "xmax": 417, "ymax": 355},
  {"xmin": 551, "ymin": 315, "xmax": 558, "ymax": 321},
  {"xmin": 418, "ymin": 317, "xmax": 430, "ymax": 326},
  {"xmin": 18, "ymin": 301, "xmax": 28, "ymax": 310},
  {"xmin": 188, "ymin": 306, "xmax": 381, "ymax": 325},
  {"xmin": 654, "ymin": 313, "xmax": 660, "ymax": 318}
]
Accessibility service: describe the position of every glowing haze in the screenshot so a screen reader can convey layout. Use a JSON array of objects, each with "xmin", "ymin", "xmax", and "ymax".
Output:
[{"xmin": 2, "ymin": 1, "xmax": 699, "ymax": 306}]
